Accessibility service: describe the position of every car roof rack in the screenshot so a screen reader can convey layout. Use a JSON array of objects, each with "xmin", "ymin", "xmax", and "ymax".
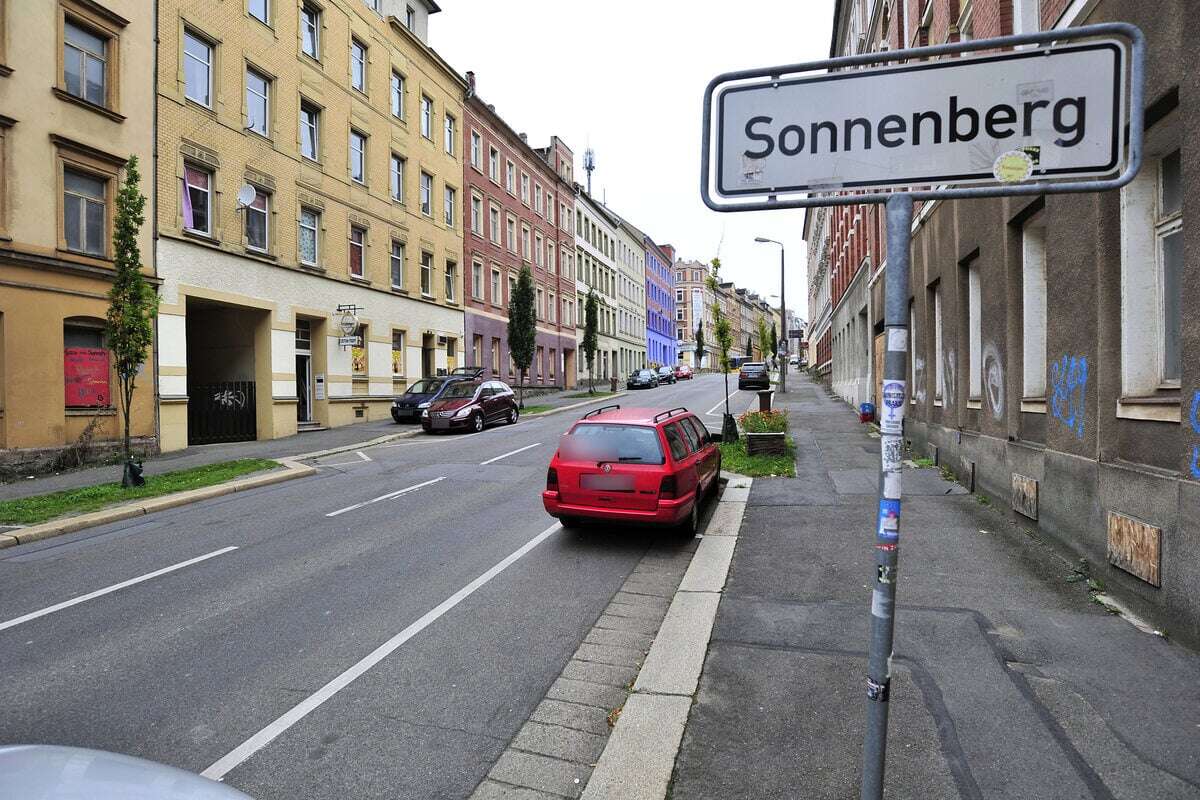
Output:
[
  {"xmin": 582, "ymin": 404, "xmax": 621, "ymax": 419},
  {"xmin": 653, "ymin": 407, "xmax": 689, "ymax": 423}
]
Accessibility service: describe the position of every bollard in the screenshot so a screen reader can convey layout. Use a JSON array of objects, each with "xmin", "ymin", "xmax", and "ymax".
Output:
[
  {"xmin": 610, "ymin": 376, "xmax": 618, "ymax": 392},
  {"xmin": 758, "ymin": 389, "xmax": 773, "ymax": 412}
]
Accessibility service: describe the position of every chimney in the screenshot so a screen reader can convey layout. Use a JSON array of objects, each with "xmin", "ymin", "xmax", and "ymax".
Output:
[
  {"xmin": 519, "ymin": 132, "xmax": 528, "ymax": 143},
  {"xmin": 465, "ymin": 70, "xmax": 476, "ymax": 97}
]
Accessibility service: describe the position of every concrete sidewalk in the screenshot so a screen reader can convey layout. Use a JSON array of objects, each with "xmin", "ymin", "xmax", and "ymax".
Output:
[
  {"xmin": 667, "ymin": 374, "xmax": 1200, "ymax": 799},
  {"xmin": 0, "ymin": 384, "xmax": 612, "ymax": 501}
]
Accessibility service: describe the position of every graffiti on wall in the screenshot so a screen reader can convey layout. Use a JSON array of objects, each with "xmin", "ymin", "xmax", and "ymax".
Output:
[
  {"xmin": 913, "ymin": 355, "xmax": 927, "ymax": 404},
  {"xmin": 942, "ymin": 349, "xmax": 957, "ymax": 408},
  {"xmin": 982, "ymin": 343, "xmax": 1004, "ymax": 421},
  {"xmin": 1190, "ymin": 391, "xmax": 1200, "ymax": 480},
  {"xmin": 1050, "ymin": 355, "xmax": 1088, "ymax": 438}
]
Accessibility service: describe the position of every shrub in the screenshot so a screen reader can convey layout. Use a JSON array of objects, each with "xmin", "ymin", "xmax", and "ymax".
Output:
[{"xmin": 739, "ymin": 409, "xmax": 788, "ymax": 433}]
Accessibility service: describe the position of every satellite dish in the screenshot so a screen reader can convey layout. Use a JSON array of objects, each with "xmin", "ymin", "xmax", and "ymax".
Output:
[{"xmin": 236, "ymin": 184, "xmax": 257, "ymax": 208}]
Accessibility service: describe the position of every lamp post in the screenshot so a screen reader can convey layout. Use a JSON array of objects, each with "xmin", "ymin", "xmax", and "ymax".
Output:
[{"xmin": 754, "ymin": 237, "xmax": 787, "ymax": 394}]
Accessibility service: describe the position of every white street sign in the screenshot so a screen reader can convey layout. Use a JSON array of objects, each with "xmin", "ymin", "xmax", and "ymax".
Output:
[{"xmin": 715, "ymin": 40, "xmax": 1127, "ymax": 196}]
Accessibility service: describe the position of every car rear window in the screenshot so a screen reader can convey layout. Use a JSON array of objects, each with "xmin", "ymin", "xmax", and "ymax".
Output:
[
  {"xmin": 663, "ymin": 423, "xmax": 690, "ymax": 461},
  {"xmin": 561, "ymin": 423, "xmax": 665, "ymax": 465},
  {"xmin": 678, "ymin": 417, "xmax": 703, "ymax": 451},
  {"xmin": 683, "ymin": 416, "xmax": 711, "ymax": 445}
]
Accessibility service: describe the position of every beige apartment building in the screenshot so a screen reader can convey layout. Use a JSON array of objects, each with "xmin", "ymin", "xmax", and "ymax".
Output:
[
  {"xmin": 0, "ymin": 1, "xmax": 157, "ymax": 471},
  {"xmin": 155, "ymin": 0, "xmax": 464, "ymax": 450}
]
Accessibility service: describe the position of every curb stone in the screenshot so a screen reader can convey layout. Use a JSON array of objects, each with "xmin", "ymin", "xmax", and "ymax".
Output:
[{"xmin": 0, "ymin": 459, "xmax": 316, "ymax": 549}]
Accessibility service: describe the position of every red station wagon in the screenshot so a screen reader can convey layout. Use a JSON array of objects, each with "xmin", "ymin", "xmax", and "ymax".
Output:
[{"xmin": 542, "ymin": 406, "xmax": 722, "ymax": 535}]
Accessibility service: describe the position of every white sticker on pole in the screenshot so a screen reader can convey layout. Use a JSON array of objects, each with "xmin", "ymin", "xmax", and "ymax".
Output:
[
  {"xmin": 887, "ymin": 328, "xmax": 908, "ymax": 353},
  {"xmin": 883, "ymin": 468, "xmax": 902, "ymax": 500},
  {"xmin": 879, "ymin": 380, "xmax": 906, "ymax": 435}
]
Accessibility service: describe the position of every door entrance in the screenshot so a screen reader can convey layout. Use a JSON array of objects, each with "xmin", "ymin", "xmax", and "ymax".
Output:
[
  {"xmin": 422, "ymin": 333, "xmax": 435, "ymax": 378},
  {"xmin": 296, "ymin": 354, "xmax": 312, "ymax": 422}
]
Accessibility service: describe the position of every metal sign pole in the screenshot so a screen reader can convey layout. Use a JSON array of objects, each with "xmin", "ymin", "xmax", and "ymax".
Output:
[{"xmin": 861, "ymin": 192, "xmax": 912, "ymax": 799}]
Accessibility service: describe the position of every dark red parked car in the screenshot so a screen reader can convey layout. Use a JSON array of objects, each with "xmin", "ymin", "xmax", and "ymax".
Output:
[
  {"xmin": 542, "ymin": 406, "xmax": 721, "ymax": 535},
  {"xmin": 422, "ymin": 380, "xmax": 519, "ymax": 433},
  {"xmin": 673, "ymin": 364, "xmax": 693, "ymax": 380}
]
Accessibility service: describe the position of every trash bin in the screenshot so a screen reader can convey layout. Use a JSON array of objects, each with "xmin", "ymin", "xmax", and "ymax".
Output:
[
  {"xmin": 758, "ymin": 389, "xmax": 774, "ymax": 412},
  {"xmin": 859, "ymin": 402, "xmax": 875, "ymax": 423}
]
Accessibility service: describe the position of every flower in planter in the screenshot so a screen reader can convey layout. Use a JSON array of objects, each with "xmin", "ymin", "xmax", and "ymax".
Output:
[{"xmin": 738, "ymin": 409, "xmax": 788, "ymax": 433}]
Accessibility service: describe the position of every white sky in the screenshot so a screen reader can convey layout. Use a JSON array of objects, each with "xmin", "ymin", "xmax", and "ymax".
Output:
[{"xmin": 434, "ymin": 0, "xmax": 834, "ymax": 323}]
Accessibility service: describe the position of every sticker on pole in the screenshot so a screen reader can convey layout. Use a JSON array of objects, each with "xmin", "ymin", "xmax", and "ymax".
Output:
[
  {"xmin": 877, "ymin": 499, "xmax": 901, "ymax": 543},
  {"xmin": 879, "ymin": 381, "xmax": 906, "ymax": 434}
]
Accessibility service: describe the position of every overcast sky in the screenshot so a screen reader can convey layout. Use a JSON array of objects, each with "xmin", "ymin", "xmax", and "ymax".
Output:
[{"xmin": 434, "ymin": 0, "xmax": 834, "ymax": 322}]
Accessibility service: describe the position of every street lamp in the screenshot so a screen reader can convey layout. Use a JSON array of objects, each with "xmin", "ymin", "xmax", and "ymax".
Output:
[{"xmin": 754, "ymin": 237, "xmax": 787, "ymax": 394}]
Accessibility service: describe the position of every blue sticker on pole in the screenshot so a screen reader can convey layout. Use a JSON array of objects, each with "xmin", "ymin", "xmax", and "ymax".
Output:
[
  {"xmin": 877, "ymin": 498, "xmax": 901, "ymax": 542},
  {"xmin": 879, "ymin": 381, "xmax": 906, "ymax": 434}
]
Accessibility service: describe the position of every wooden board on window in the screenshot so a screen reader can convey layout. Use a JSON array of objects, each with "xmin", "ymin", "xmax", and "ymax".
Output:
[
  {"xmin": 873, "ymin": 332, "xmax": 885, "ymax": 409},
  {"xmin": 1011, "ymin": 473, "xmax": 1038, "ymax": 520},
  {"xmin": 1107, "ymin": 511, "xmax": 1161, "ymax": 587}
]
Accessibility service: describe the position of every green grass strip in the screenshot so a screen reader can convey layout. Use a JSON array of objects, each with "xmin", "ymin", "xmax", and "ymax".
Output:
[
  {"xmin": 719, "ymin": 438, "xmax": 796, "ymax": 478},
  {"xmin": 564, "ymin": 390, "xmax": 618, "ymax": 399},
  {"xmin": 0, "ymin": 458, "xmax": 280, "ymax": 525},
  {"xmin": 520, "ymin": 405, "xmax": 555, "ymax": 416}
]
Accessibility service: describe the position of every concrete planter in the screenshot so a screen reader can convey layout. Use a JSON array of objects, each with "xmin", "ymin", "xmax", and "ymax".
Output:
[{"xmin": 745, "ymin": 432, "xmax": 787, "ymax": 456}]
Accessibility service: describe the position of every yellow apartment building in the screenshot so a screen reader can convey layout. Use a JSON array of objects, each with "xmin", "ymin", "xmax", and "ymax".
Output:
[
  {"xmin": 155, "ymin": 0, "xmax": 465, "ymax": 450},
  {"xmin": 0, "ymin": 0, "xmax": 157, "ymax": 472}
]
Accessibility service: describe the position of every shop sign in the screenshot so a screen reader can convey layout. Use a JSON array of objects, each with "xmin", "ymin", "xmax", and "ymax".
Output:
[{"xmin": 64, "ymin": 347, "xmax": 110, "ymax": 407}]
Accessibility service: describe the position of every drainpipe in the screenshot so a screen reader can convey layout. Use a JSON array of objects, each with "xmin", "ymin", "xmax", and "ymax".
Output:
[{"xmin": 150, "ymin": 0, "xmax": 162, "ymax": 454}]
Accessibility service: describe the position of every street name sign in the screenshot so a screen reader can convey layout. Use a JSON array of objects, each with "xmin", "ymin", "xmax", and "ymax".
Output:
[{"xmin": 716, "ymin": 41, "xmax": 1126, "ymax": 196}]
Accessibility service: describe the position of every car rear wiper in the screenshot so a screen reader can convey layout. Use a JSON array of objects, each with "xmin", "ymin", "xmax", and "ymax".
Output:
[{"xmin": 618, "ymin": 456, "xmax": 645, "ymax": 462}]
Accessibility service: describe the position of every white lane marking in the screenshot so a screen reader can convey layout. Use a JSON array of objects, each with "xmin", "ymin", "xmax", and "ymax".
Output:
[
  {"xmin": 201, "ymin": 521, "xmax": 563, "ymax": 781},
  {"xmin": 0, "ymin": 547, "xmax": 239, "ymax": 633},
  {"xmin": 355, "ymin": 450, "xmax": 371, "ymax": 462},
  {"xmin": 706, "ymin": 389, "xmax": 741, "ymax": 416},
  {"xmin": 325, "ymin": 476, "xmax": 445, "ymax": 517},
  {"xmin": 479, "ymin": 442, "xmax": 542, "ymax": 465}
]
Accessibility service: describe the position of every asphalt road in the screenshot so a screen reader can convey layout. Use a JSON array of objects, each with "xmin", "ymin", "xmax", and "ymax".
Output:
[{"xmin": 0, "ymin": 373, "xmax": 753, "ymax": 800}]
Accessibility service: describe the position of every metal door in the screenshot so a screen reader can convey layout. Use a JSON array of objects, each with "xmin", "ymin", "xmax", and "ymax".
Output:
[{"xmin": 189, "ymin": 381, "xmax": 257, "ymax": 444}]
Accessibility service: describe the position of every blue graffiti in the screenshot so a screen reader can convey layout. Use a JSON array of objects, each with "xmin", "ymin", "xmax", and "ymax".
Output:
[
  {"xmin": 1049, "ymin": 355, "xmax": 1088, "ymax": 439},
  {"xmin": 1190, "ymin": 391, "xmax": 1200, "ymax": 480}
]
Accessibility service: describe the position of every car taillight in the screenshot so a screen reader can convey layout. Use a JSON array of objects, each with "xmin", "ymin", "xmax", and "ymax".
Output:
[
  {"xmin": 659, "ymin": 475, "xmax": 677, "ymax": 500},
  {"xmin": 546, "ymin": 467, "xmax": 559, "ymax": 491}
]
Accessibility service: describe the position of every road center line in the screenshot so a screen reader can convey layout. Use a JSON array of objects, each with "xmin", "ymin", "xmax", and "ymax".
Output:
[
  {"xmin": 0, "ymin": 547, "xmax": 239, "ymax": 634},
  {"xmin": 706, "ymin": 389, "xmax": 741, "ymax": 416},
  {"xmin": 201, "ymin": 521, "xmax": 563, "ymax": 781},
  {"xmin": 324, "ymin": 476, "xmax": 446, "ymax": 517},
  {"xmin": 480, "ymin": 442, "xmax": 542, "ymax": 465}
]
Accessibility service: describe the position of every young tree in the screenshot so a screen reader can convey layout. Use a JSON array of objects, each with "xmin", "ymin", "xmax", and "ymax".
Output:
[
  {"xmin": 757, "ymin": 317, "xmax": 770, "ymax": 365},
  {"xmin": 583, "ymin": 289, "xmax": 599, "ymax": 394},
  {"xmin": 770, "ymin": 322, "xmax": 779, "ymax": 364},
  {"xmin": 105, "ymin": 156, "xmax": 158, "ymax": 487},
  {"xmin": 694, "ymin": 322, "xmax": 705, "ymax": 371},
  {"xmin": 746, "ymin": 334, "xmax": 754, "ymax": 361},
  {"xmin": 708, "ymin": 273, "xmax": 737, "ymax": 442},
  {"xmin": 507, "ymin": 265, "xmax": 536, "ymax": 408}
]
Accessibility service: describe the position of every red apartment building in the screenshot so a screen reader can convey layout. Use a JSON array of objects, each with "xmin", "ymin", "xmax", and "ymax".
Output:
[{"xmin": 462, "ymin": 73, "xmax": 577, "ymax": 387}]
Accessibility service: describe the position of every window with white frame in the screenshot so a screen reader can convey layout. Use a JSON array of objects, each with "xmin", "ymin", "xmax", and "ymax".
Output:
[
  {"xmin": 966, "ymin": 256, "xmax": 981, "ymax": 400},
  {"xmin": 245, "ymin": 187, "xmax": 269, "ymax": 251},
  {"xmin": 472, "ymin": 260, "xmax": 483, "ymax": 299},
  {"xmin": 182, "ymin": 164, "xmax": 211, "ymax": 235},
  {"xmin": 491, "ymin": 267, "xmax": 501, "ymax": 305},
  {"xmin": 390, "ymin": 154, "xmax": 404, "ymax": 202},
  {"xmin": 350, "ymin": 38, "xmax": 366, "ymax": 92},
  {"xmin": 249, "ymin": 0, "xmax": 269, "ymax": 24},
  {"xmin": 489, "ymin": 146, "xmax": 500, "ymax": 182},
  {"xmin": 548, "ymin": 292, "xmax": 556, "ymax": 323},
  {"xmin": 390, "ymin": 240, "xmax": 405, "ymax": 288},
  {"xmin": 300, "ymin": 101, "xmax": 320, "ymax": 160},
  {"xmin": 183, "ymin": 30, "xmax": 212, "ymax": 107},
  {"xmin": 1121, "ymin": 121, "xmax": 1182, "ymax": 395},
  {"xmin": 534, "ymin": 232, "xmax": 543, "ymax": 266},
  {"xmin": 420, "ymin": 250, "xmax": 433, "ymax": 295},
  {"xmin": 470, "ymin": 131, "xmax": 481, "ymax": 169},
  {"xmin": 536, "ymin": 287, "xmax": 544, "ymax": 319},
  {"xmin": 534, "ymin": 184, "xmax": 542, "ymax": 214},
  {"xmin": 301, "ymin": 3, "xmax": 320, "ymax": 59},
  {"xmin": 934, "ymin": 283, "xmax": 944, "ymax": 402},
  {"xmin": 505, "ymin": 160, "xmax": 515, "ymax": 193},
  {"xmin": 489, "ymin": 204, "xmax": 500, "ymax": 243},
  {"xmin": 445, "ymin": 260, "xmax": 456, "ymax": 301},
  {"xmin": 420, "ymin": 95, "xmax": 432, "ymax": 138},
  {"xmin": 444, "ymin": 114, "xmax": 456, "ymax": 155},
  {"xmin": 349, "ymin": 129, "xmax": 366, "ymax": 183},
  {"xmin": 298, "ymin": 207, "xmax": 319, "ymax": 265},
  {"xmin": 245, "ymin": 67, "xmax": 270, "ymax": 137},
  {"xmin": 520, "ymin": 173, "xmax": 530, "ymax": 205},
  {"xmin": 419, "ymin": 171, "xmax": 432, "ymax": 216},
  {"xmin": 521, "ymin": 225, "xmax": 531, "ymax": 261},
  {"xmin": 63, "ymin": 168, "xmax": 107, "ymax": 256},
  {"xmin": 506, "ymin": 216, "xmax": 516, "ymax": 252},
  {"xmin": 470, "ymin": 194, "xmax": 482, "ymax": 235},
  {"xmin": 547, "ymin": 242, "xmax": 555, "ymax": 273},
  {"xmin": 349, "ymin": 225, "xmax": 365, "ymax": 278},
  {"xmin": 390, "ymin": 71, "xmax": 404, "ymax": 118},
  {"xmin": 443, "ymin": 185, "xmax": 455, "ymax": 227},
  {"xmin": 1021, "ymin": 212, "xmax": 1047, "ymax": 399},
  {"xmin": 546, "ymin": 192, "xmax": 554, "ymax": 222}
]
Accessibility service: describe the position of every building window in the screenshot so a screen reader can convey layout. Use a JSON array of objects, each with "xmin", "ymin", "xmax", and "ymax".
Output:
[
  {"xmin": 390, "ymin": 71, "xmax": 404, "ymax": 118},
  {"xmin": 520, "ymin": 173, "xmax": 530, "ymax": 205},
  {"xmin": 63, "ymin": 19, "xmax": 108, "ymax": 107},
  {"xmin": 351, "ymin": 324, "xmax": 367, "ymax": 376},
  {"xmin": 489, "ymin": 146, "xmax": 499, "ymax": 182},
  {"xmin": 182, "ymin": 164, "xmax": 211, "ymax": 235},
  {"xmin": 472, "ymin": 334, "xmax": 483, "ymax": 367},
  {"xmin": 472, "ymin": 261, "xmax": 483, "ymax": 300},
  {"xmin": 349, "ymin": 225, "xmax": 365, "ymax": 278},
  {"xmin": 547, "ymin": 242, "xmax": 555, "ymax": 273},
  {"xmin": 183, "ymin": 29, "xmax": 212, "ymax": 107},
  {"xmin": 966, "ymin": 256, "xmax": 981, "ymax": 400},
  {"xmin": 470, "ymin": 131, "xmax": 482, "ymax": 169},
  {"xmin": 405, "ymin": 5, "xmax": 416, "ymax": 29},
  {"xmin": 534, "ymin": 184, "xmax": 542, "ymax": 214},
  {"xmin": 470, "ymin": 195, "xmax": 482, "ymax": 235},
  {"xmin": 249, "ymin": 0, "xmax": 269, "ymax": 25},
  {"xmin": 63, "ymin": 321, "xmax": 109, "ymax": 408},
  {"xmin": 1021, "ymin": 213, "xmax": 1046, "ymax": 399},
  {"xmin": 534, "ymin": 233, "xmax": 543, "ymax": 267},
  {"xmin": 390, "ymin": 154, "xmax": 405, "ymax": 202},
  {"xmin": 548, "ymin": 292, "xmax": 556, "ymax": 323},
  {"xmin": 444, "ymin": 114, "xmax": 456, "ymax": 155},
  {"xmin": 546, "ymin": 192, "xmax": 554, "ymax": 223},
  {"xmin": 933, "ymin": 284, "xmax": 944, "ymax": 402},
  {"xmin": 390, "ymin": 240, "xmax": 405, "ymax": 288},
  {"xmin": 301, "ymin": 3, "xmax": 320, "ymax": 59},
  {"xmin": 1121, "ymin": 141, "xmax": 1183, "ymax": 393},
  {"xmin": 420, "ymin": 251, "xmax": 433, "ymax": 296},
  {"xmin": 420, "ymin": 95, "xmax": 432, "ymax": 139},
  {"xmin": 350, "ymin": 38, "xmax": 366, "ymax": 92},
  {"xmin": 506, "ymin": 217, "xmax": 516, "ymax": 252},
  {"xmin": 392, "ymin": 330, "xmax": 406, "ymax": 376},
  {"xmin": 505, "ymin": 160, "xmax": 515, "ymax": 193},
  {"xmin": 300, "ymin": 101, "xmax": 320, "ymax": 160},
  {"xmin": 536, "ymin": 287, "xmax": 544, "ymax": 319},
  {"xmin": 420, "ymin": 171, "xmax": 432, "ymax": 216},
  {"xmin": 490, "ymin": 268, "xmax": 501, "ymax": 305},
  {"xmin": 491, "ymin": 338, "xmax": 501, "ymax": 373},
  {"xmin": 489, "ymin": 204, "xmax": 500, "ymax": 243},
  {"xmin": 63, "ymin": 168, "xmax": 107, "ymax": 256},
  {"xmin": 445, "ymin": 260, "xmax": 456, "ymax": 302},
  {"xmin": 444, "ymin": 185, "xmax": 456, "ymax": 227},
  {"xmin": 299, "ymin": 207, "xmax": 319, "ymax": 265},
  {"xmin": 245, "ymin": 67, "xmax": 270, "ymax": 137},
  {"xmin": 521, "ymin": 225, "xmax": 531, "ymax": 261},
  {"xmin": 245, "ymin": 188, "xmax": 269, "ymax": 252},
  {"xmin": 349, "ymin": 129, "xmax": 366, "ymax": 183}
]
